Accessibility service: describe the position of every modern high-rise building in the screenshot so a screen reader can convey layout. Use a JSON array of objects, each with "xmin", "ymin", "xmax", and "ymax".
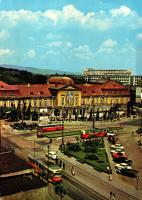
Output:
[{"xmin": 83, "ymin": 68, "xmax": 142, "ymax": 86}]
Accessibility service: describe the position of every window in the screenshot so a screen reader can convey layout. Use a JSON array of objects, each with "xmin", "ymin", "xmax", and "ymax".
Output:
[
  {"xmin": 2, "ymin": 91, "xmax": 6, "ymax": 96},
  {"xmin": 30, "ymin": 92, "xmax": 33, "ymax": 95},
  {"xmin": 61, "ymin": 95, "xmax": 65, "ymax": 106},
  {"xmin": 34, "ymin": 100, "xmax": 36, "ymax": 107},
  {"xmin": 83, "ymin": 91, "xmax": 86, "ymax": 93},
  {"xmin": 40, "ymin": 91, "xmax": 44, "ymax": 95},
  {"xmin": 10, "ymin": 91, "xmax": 14, "ymax": 96},
  {"xmin": 44, "ymin": 99, "xmax": 47, "ymax": 107},
  {"xmin": 74, "ymin": 95, "xmax": 79, "ymax": 106},
  {"xmin": 39, "ymin": 100, "xmax": 42, "ymax": 107}
]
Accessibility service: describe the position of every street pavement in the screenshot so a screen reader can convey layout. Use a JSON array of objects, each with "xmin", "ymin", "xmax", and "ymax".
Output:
[{"xmin": 1, "ymin": 117, "xmax": 142, "ymax": 200}]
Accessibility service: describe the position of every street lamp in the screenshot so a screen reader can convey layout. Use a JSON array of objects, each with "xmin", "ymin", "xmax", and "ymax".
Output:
[
  {"xmin": 0, "ymin": 120, "xmax": 1, "ymax": 153},
  {"xmin": 61, "ymin": 108, "xmax": 66, "ymax": 149},
  {"xmin": 91, "ymin": 96, "xmax": 95, "ymax": 129},
  {"xmin": 47, "ymin": 139, "xmax": 52, "ymax": 183}
]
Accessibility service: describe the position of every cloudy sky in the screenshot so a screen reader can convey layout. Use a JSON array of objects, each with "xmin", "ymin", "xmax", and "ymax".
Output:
[{"xmin": 0, "ymin": 0, "xmax": 142, "ymax": 74}]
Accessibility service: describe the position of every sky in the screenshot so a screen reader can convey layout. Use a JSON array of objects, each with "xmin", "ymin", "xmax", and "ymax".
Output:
[{"xmin": 0, "ymin": 0, "xmax": 142, "ymax": 75}]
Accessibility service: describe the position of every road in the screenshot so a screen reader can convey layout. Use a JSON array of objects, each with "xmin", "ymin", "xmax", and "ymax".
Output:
[{"xmin": 1, "ymin": 118, "xmax": 142, "ymax": 200}]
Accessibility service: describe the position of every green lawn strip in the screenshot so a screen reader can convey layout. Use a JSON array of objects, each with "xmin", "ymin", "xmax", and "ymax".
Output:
[{"xmin": 44, "ymin": 130, "xmax": 82, "ymax": 138}]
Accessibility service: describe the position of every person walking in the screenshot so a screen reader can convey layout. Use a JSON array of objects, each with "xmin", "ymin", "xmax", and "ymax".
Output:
[
  {"xmin": 63, "ymin": 162, "xmax": 65, "ymax": 170},
  {"xmin": 71, "ymin": 166, "xmax": 75, "ymax": 175},
  {"xmin": 132, "ymin": 131, "xmax": 134, "ymax": 136},
  {"xmin": 108, "ymin": 174, "xmax": 112, "ymax": 181}
]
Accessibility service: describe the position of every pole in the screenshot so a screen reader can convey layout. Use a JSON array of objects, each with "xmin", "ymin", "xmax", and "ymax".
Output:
[
  {"xmin": 34, "ymin": 141, "xmax": 35, "ymax": 159},
  {"xmin": 92, "ymin": 97, "xmax": 95, "ymax": 129},
  {"xmin": 47, "ymin": 143, "xmax": 50, "ymax": 184},
  {"xmin": 61, "ymin": 113, "xmax": 64, "ymax": 148},
  {"xmin": 0, "ymin": 120, "xmax": 1, "ymax": 153}
]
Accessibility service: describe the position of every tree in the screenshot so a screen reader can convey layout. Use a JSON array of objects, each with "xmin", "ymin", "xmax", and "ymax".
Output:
[
  {"xmin": 103, "ymin": 110, "xmax": 107, "ymax": 120},
  {"xmin": 55, "ymin": 183, "xmax": 66, "ymax": 200},
  {"xmin": 96, "ymin": 109, "xmax": 100, "ymax": 121},
  {"xmin": 54, "ymin": 109, "xmax": 60, "ymax": 116}
]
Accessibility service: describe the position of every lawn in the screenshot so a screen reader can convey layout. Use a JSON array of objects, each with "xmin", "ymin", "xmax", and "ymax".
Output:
[
  {"xmin": 63, "ymin": 139, "xmax": 109, "ymax": 172},
  {"xmin": 44, "ymin": 128, "xmax": 106, "ymax": 138},
  {"xmin": 44, "ymin": 130, "xmax": 82, "ymax": 138}
]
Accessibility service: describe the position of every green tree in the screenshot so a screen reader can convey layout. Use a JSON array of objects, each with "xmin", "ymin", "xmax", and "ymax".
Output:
[{"xmin": 55, "ymin": 183, "xmax": 66, "ymax": 200}]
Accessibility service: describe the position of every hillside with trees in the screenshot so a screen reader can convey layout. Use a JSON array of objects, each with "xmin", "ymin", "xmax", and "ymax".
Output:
[{"xmin": 0, "ymin": 67, "xmax": 47, "ymax": 84}]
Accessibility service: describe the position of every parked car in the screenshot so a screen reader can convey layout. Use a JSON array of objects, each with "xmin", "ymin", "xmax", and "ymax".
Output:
[
  {"xmin": 123, "ymin": 159, "xmax": 133, "ymax": 165},
  {"xmin": 112, "ymin": 152, "xmax": 127, "ymax": 162},
  {"xmin": 115, "ymin": 163, "xmax": 132, "ymax": 170},
  {"xmin": 107, "ymin": 132, "xmax": 116, "ymax": 137},
  {"xmin": 110, "ymin": 144, "xmax": 125, "ymax": 150},
  {"xmin": 45, "ymin": 151, "xmax": 58, "ymax": 160},
  {"xmin": 136, "ymin": 128, "xmax": 142, "ymax": 134},
  {"xmin": 116, "ymin": 168, "xmax": 138, "ymax": 178},
  {"xmin": 111, "ymin": 149, "xmax": 124, "ymax": 154}
]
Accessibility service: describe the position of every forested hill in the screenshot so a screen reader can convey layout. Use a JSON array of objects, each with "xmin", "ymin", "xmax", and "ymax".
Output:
[{"xmin": 0, "ymin": 67, "xmax": 47, "ymax": 84}]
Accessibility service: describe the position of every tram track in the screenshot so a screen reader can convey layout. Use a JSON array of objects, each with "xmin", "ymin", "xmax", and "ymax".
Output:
[{"xmin": 63, "ymin": 171, "xmax": 109, "ymax": 200}]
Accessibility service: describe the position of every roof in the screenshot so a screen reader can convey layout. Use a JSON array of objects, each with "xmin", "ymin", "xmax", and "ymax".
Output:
[
  {"xmin": 77, "ymin": 84, "xmax": 102, "ymax": 96},
  {"xmin": 47, "ymin": 76, "xmax": 74, "ymax": 85},
  {"xmin": 0, "ymin": 81, "xmax": 19, "ymax": 91},
  {"xmin": 101, "ymin": 80, "xmax": 128, "ymax": 90},
  {"xmin": 16, "ymin": 84, "xmax": 51, "ymax": 97}
]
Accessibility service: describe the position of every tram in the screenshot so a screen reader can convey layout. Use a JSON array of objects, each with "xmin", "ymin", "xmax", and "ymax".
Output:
[
  {"xmin": 38, "ymin": 122, "xmax": 64, "ymax": 132},
  {"xmin": 28, "ymin": 155, "xmax": 62, "ymax": 183}
]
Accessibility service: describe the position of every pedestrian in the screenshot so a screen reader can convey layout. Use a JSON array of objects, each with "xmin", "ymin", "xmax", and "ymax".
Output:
[
  {"xmin": 109, "ymin": 191, "xmax": 113, "ymax": 199},
  {"xmin": 63, "ymin": 162, "xmax": 65, "ymax": 170},
  {"xmin": 108, "ymin": 174, "xmax": 112, "ymax": 181},
  {"xmin": 107, "ymin": 166, "xmax": 110, "ymax": 174},
  {"xmin": 71, "ymin": 166, "xmax": 75, "ymax": 175},
  {"xmin": 132, "ymin": 131, "xmax": 134, "ymax": 136},
  {"xmin": 112, "ymin": 193, "xmax": 115, "ymax": 200},
  {"xmin": 59, "ymin": 159, "xmax": 62, "ymax": 167}
]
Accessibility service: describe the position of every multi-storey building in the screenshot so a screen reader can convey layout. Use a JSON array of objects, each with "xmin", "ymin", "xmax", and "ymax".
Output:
[
  {"xmin": 0, "ymin": 76, "xmax": 130, "ymax": 118},
  {"xmin": 83, "ymin": 68, "xmax": 142, "ymax": 86}
]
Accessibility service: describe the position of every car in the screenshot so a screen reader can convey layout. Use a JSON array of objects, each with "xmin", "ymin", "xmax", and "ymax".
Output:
[
  {"xmin": 45, "ymin": 151, "xmax": 58, "ymax": 160},
  {"xmin": 110, "ymin": 144, "xmax": 125, "ymax": 150},
  {"xmin": 116, "ymin": 168, "xmax": 138, "ymax": 178},
  {"xmin": 112, "ymin": 152, "xmax": 127, "ymax": 161},
  {"xmin": 136, "ymin": 128, "xmax": 142, "ymax": 134},
  {"xmin": 123, "ymin": 159, "xmax": 133, "ymax": 165},
  {"xmin": 110, "ymin": 149, "xmax": 124, "ymax": 154},
  {"xmin": 115, "ymin": 163, "xmax": 132, "ymax": 170},
  {"xmin": 107, "ymin": 132, "xmax": 116, "ymax": 137}
]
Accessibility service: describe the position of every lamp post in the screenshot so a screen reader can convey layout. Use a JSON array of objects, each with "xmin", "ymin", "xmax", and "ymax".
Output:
[
  {"xmin": 34, "ymin": 140, "xmax": 35, "ymax": 159},
  {"xmin": 47, "ymin": 139, "xmax": 52, "ymax": 184},
  {"xmin": 0, "ymin": 120, "xmax": 1, "ymax": 153},
  {"xmin": 61, "ymin": 108, "xmax": 65, "ymax": 149},
  {"xmin": 92, "ymin": 96, "xmax": 95, "ymax": 129}
]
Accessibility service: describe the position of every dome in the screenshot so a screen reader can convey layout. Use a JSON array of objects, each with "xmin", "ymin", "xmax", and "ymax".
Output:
[{"xmin": 47, "ymin": 76, "xmax": 74, "ymax": 85}]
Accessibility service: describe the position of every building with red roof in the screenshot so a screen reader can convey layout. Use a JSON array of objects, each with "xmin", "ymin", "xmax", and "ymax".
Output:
[{"xmin": 0, "ymin": 76, "xmax": 130, "ymax": 119}]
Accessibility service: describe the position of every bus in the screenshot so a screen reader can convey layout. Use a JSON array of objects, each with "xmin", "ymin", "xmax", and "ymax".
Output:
[
  {"xmin": 38, "ymin": 122, "xmax": 64, "ymax": 133},
  {"xmin": 28, "ymin": 155, "xmax": 62, "ymax": 183}
]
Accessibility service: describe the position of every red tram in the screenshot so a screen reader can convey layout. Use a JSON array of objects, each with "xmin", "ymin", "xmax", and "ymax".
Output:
[{"xmin": 28, "ymin": 155, "xmax": 62, "ymax": 183}]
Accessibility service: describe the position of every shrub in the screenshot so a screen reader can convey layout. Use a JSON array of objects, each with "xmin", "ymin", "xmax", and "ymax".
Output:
[
  {"xmin": 67, "ymin": 143, "xmax": 81, "ymax": 152},
  {"xmin": 84, "ymin": 146, "xmax": 97, "ymax": 153},
  {"xmin": 85, "ymin": 154, "xmax": 99, "ymax": 160}
]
